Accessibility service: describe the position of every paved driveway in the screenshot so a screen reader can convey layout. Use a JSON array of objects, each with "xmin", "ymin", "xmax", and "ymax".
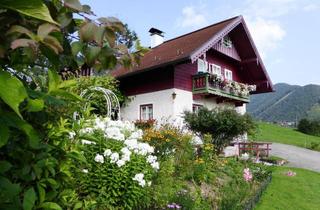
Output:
[{"xmin": 270, "ymin": 143, "xmax": 320, "ymax": 172}]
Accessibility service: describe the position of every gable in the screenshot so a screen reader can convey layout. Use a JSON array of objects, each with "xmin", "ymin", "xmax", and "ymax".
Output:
[
  {"xmin": 212, "ymin": 37, "xmax": 241, "ymax": 61},
  {"xmin": 113, "ymin": 15, "xmax": 273, "ymax": 93}
]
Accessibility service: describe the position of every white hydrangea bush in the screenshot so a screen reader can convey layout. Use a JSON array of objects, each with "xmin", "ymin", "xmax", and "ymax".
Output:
[{"xmin": 70, "ymin": 116, "xmax": 159, "ymax": 208}]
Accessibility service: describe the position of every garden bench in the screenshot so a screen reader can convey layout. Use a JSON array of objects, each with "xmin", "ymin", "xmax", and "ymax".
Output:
[{"xmin": 237, "ymin": 142, "xmax": 272, "ymax": 158}]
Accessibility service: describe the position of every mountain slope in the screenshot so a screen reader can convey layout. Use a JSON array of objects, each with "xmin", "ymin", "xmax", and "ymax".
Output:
[{"xmin": 247, "ymin": 83, "xmax": 320, "ymax": 122}]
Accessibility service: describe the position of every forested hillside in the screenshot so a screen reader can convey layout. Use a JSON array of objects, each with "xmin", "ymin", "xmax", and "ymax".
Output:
[{"xmin": 247, "ymin": 83, "xmax": 320, "ymax": 122}]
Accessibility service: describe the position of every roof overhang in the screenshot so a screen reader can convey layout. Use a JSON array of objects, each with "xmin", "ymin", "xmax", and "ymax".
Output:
[{"xmin": 190, "ymin": 16, "xmax": 274, "ymax": 93}]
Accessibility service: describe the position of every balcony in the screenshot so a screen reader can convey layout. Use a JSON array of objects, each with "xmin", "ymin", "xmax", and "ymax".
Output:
[{"xmin": 192, "ymin": 72, "xmax": 254, "ymax": 103}]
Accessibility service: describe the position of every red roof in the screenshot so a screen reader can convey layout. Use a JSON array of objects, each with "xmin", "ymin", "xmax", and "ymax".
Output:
[{"xmin": 112, "ymin": 16, "xmax": 239, "ymax": 78}]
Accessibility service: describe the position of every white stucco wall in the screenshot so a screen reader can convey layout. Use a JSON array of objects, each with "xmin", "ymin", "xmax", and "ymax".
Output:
[
  {"xmin": 121, "ymin": 89, "xmax": 175, "ymax": 122},
  {"xmin": 121, "ymin": 88, "xmax": 246, "ymax": 124}
]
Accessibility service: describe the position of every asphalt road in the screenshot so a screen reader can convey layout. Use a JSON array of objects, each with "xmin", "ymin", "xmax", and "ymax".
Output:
[{"xmin": 270, "ymin": 143, "xmax": 320, "ymax": 172}]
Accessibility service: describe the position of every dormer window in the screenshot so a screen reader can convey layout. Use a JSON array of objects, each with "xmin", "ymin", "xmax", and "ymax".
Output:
[{"xmin": 222, "ymin": 36, "xmax": 232, "ymax": 48}]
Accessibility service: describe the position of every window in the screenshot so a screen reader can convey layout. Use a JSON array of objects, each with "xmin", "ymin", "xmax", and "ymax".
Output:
[
  {"xmin": 197, "ymin": 58, "xmax": 208, "ymax": 72},
  {"xmin": 192, "ymin": 104, "xmax": 203, "ymax": 113},
  {"xmin": 140, "ymin": 104, "xmax": 153, "ymax": 120},
  {"xmin": 222, "ymin": 36, "xmax": 232, "ymax": 48},
  {"xmin": 224, "ymin": 69, "xmax": 233, "ymax": 81},
  {"xmin": 209, "ymin": 64, "xmax": 222, "ymax": 76}
]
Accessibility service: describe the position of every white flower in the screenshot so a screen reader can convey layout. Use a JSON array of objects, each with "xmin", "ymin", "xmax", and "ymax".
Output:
[
  {"xmin": 94, "ymin": 118, "xmax": 106, "ymax": 130},
  {"xmin": 116, "ymin": 159, "xmax": 126, "ymax": 167},
  {"xmin": 147, "ymin": 155, "xmax": 157, "ymax": 164},
  {"xmin": 104, "ymin": 127, "xmax": 125, "ymax": 141},
  {"xmin": 79, "ymin": 127, "xmax": 94, "ymax": 134},
  {"xmin": 110, "ymin": 152, "xmax": 119, "ymax": 163},
  {"xmin": 240, "ymin": 153, "xmax": 250, "ymax": 161},
  {"xmin": 191, "ymin": 135, "xmax": 203, "ymax": 145},
  {"xmin": 82, "ymin": 169, "xmax": 88, "ymax": 173},
  {"xmin": 121, "ymin": 147, "xmax": 131, "ymax": 156},
  {"xmin": 120, "ymin": 147, "xmax": 131, "ymax": 161},
  {"xmin": 148, "ymin": 181, "xmax": 152, "ymax": 186},
  {"xmin": 103, "ymin": 149, "xmax": 112, "ymax": 157},
  {"xmin": 124, "ymin": 139, "xmax": 138, "ymax": 150},
  {"xmin": 139, "ymin": 179, "xmax": 146, "ymax": 187},
  {"xmin": 94, "ymin": 154, "xmax": 104, "ymax": 163},
  {"xmin": 151, "ymin": 162, "xmax": 160, "ymax": 170},
  {"xmin": 122, "ymin": 121, "xmax": 135, "ymax": 132},
  {"xmin": 132, "ymin": 173, "xmax": 146, "ymax": 187},
  {"xmin": 129, "ymin": 130, "xmax": 143, "ymax": 139},
  {"xmin": 108, "ymin": 120, "xmax": 124, "ymax": 128},
  {"xmin": 68, "ymin": 131, "xmax": 76, "ymax": 139},
  {"xmin": 81, "ymin": 140, "xmax": 96, "ymax": 145}
]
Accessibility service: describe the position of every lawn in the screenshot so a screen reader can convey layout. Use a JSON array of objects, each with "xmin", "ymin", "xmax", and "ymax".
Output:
[
  {"xmin": 251, "ymin": 122, "xmax": 320, "ymax": 148},
  {"xmin": 255, "ymin": 167, "xmax": 320, "ymax": 210}
]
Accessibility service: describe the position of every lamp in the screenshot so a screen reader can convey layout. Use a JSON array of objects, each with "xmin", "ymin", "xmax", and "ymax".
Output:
[{"xmin": 172, "ymin": 92, "xmax": 177, "ymax": 100}]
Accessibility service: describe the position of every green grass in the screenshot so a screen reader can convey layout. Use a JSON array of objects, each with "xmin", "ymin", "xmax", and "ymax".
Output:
[
  {"xmin": 255, "ymin": 167, "xmax": 320, "ymax": 210},
  {"xmin": 251, "ymin": 122, "xmax": 320, "ymax": 149}
]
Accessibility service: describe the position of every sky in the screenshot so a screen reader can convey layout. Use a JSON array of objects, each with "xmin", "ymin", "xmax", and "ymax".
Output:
[{"xmin": 81, "ymin": 0, "xmax": 320, "ymax": 86}]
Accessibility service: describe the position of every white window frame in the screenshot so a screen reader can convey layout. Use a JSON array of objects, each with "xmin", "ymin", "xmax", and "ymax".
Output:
[
  {"xmin": 197, "ymin": 58, "xmax": 208, "ymax": 73},
  {"xmin": 140, "ymin": 104, "xmax": 153, "ymax": 120},
  {"xmin": 222, "ymin": 36, "xmax": 232, "ymax": 48},
  {"xmin": 192, "ymin": 104, "xmax": 203, "ymax": 113},
  {"xmin": 224, "ymin": 69, "xmax": 233, "ymax": 81},
  {"xmin": 210, "ymin": 64, "xmax": 222, "ymax": 76}
]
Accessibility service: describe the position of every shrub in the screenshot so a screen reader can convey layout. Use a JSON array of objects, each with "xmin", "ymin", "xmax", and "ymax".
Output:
[
  {"xmin": 184, "ymin": 108, "xmax": 256, "ymax": 153},
  {"xmin": 134, "ymin": 119, "xmax": 156, "ymax": 130},
  {"xmin": 298, "ymin": 118, "xmax": 320, "ymax": 136},
  {"xmin": 68, "ymin": 76, "xmax": 125, "ymax": 116},
  {"xmin": 307, "ymin": 142, "xmax": 320, "ymax": 151},
  {"xmin": 70, "ymin": 117, "xmax": 159, "ymax": 209}
]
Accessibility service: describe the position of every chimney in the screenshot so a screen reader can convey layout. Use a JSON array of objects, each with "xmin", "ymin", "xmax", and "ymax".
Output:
[{"xmin": 149, "ymin": 27, "xmax": 164, "ymax": 48}]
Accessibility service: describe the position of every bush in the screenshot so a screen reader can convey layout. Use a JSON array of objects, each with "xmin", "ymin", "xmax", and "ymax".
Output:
[
  {"xmin": 70, "ymin": 117, "xmax": 159, "ymax": 209},
  {"xmin": 68, "ymin": 76, "xmax": 125, "ymax": 116},
  {"xmin": 298, "ymin": 118, "xmax": 320, "ymax": 136},
  {"xmin": 184, "ymin": 108, "xmax": 256, "ymax": 153},
  {"xmin": 134, "ymin": 119, "xmax": 156, "ymax": 130}
]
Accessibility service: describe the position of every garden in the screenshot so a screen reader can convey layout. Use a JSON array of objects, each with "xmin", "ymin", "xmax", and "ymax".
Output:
[{"xmin": 0, "ymin": 1, "xmax": 275, "ymax": 209}]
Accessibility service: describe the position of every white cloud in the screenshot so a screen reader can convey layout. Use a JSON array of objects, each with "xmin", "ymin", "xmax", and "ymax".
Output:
[
  {"xmin": 303, "ymin": 3, "xmax": 319, "ymax": 11},
  {"xmin": 246, "ymin": 17, "xmax": 286, "ymax": 58},
  {"xmin": 177, "ymin": 6, "xmax": 208, "ymax": 29},
  {"xmin": 242, "ymin": 0, "xmax": 297, "ymax": 18},
  {"xmin": 234, "ymin": 0, "xmax": 297, "ymax": 58}
]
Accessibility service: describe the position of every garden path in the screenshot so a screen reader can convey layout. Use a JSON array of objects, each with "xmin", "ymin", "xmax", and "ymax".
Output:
[{"xmin": 270, "ymin": 143, "xmax": 320, "ymax": 172}]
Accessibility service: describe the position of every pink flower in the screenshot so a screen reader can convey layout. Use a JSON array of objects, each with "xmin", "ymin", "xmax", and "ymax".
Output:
[
  {"xmin": 286, "ymin": 170, "xmax": 296, "ymax": 177},
  {"xmin": 243, "ymin": 168, "xmax": 253, "ymax": 182}
]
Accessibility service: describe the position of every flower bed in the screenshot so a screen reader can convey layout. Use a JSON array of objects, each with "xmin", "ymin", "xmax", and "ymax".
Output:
[{"xmin": 69, "ymin": 117, "xmax": 160, "ymax": 209}]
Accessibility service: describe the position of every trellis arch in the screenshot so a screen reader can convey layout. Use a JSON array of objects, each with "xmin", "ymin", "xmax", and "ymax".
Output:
[{"xmin": 79, "ymin": 86, "xmax": 121, "ymax": 120}]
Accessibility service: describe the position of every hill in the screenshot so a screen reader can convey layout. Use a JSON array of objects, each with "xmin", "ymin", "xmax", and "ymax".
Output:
[
  {"xmin": 247, "ymin": 83, "xmax": 320, "ymax": 122},
  {"xmin": 251, "ymin": 122, "xmax": 320, "ymax": 149}
]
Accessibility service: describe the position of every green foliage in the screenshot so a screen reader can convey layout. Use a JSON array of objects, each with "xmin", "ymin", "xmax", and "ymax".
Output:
[
  {"xmin": 0, "ymin": 0, "xmax": 140, "ymax": 209},
  {"xmin": 307, "ymin": 142, "xmax": 320, "ymax": 151},
  {"xmin": 248, "ymin": 83, "xmax": 320, "ymax": 122},
  {"xmin": 298, "ymin": 118, "xmax": 320, "ymax": 136},
  {"xmin": 184, "ymin": 107, "xmax": 256, "ymax": 152},
  {"xmin": 307, "ymin": 104, "xmax": 320, "ymax": 121},
  {"xmin": 252, "ymin": 121, "xmax": 320, "ymax": 150},
  {"xmin": 256, "ymin": 167, "xmax": 320, "ymax": 210},
  {"xmin": 1, "ymin": 0, "xmax": 57, "ymax": 24},
  {"xmin": 134, "ymin": 119, "xmax": 156, "ymax": 130},
  {"xmin": 68, "ymin": 75, "xmax": 124, "ymax": 116},
  {"xmin": 67, "ymin": 116, "xmax": 158, "ymax": 209}
]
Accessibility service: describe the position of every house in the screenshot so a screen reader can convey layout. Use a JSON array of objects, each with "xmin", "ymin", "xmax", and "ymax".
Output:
[{"xmin": 113, "ymin": 16, "xmax": 273, "ymax": 125}]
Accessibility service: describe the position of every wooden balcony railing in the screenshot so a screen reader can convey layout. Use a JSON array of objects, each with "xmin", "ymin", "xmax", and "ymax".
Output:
[{"xmin": 192, "ymin": 72, "xmax": 250, "ymax": 103}]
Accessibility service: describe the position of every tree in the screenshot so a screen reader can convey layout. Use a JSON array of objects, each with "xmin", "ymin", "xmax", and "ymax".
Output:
[
  {"xmin": 184, "ymin": 108, "xmax": 256, "ymax": 153},
  {"xmin": 307, "ymin": 104, "xmax": 320, "ymax": 121},
  {"xmin": 0, "ymin": 0, "xmax": 144, "ymax": 209}
]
